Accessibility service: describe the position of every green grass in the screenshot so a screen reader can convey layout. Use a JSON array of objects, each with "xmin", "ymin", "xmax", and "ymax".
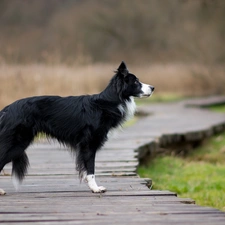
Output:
[
  {"xmin": 138, "ymin": 132, "xmax": 225, "ymax": 211},
  {"xmin": 207, "ymin": 104, "xmax": 225, "ymax": 113}
]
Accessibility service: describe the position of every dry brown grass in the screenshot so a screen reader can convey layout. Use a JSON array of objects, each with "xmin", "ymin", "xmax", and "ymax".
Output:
[{"xmin": 0, "ymin": 63, "xmax": 224, "ymax": 109}]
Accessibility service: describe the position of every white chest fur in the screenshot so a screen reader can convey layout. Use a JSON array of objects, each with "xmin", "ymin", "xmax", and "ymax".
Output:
[
  {"xmin": 107, "ymin": 97, "xmax": 136, "ymax": 139},
  {"xmin": 118, "ymin": 97, "xmax": 136, "ymax": 122}
]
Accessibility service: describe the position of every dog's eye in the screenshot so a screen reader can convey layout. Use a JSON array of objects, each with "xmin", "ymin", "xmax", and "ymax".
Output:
[{"xmin": 134, "ymin": 80, "xmax": 139, "ymax": 85}]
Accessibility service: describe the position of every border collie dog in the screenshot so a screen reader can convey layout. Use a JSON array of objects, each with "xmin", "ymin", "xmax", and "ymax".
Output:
[{"xmin": 0, "ymin": 61, "xmax": 154, "ymax": 195}]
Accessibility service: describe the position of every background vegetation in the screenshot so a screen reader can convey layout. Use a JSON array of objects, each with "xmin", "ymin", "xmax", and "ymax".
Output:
[{"xmin": 0, "ymin": 0, "xmax": 225, "ymax": 65}]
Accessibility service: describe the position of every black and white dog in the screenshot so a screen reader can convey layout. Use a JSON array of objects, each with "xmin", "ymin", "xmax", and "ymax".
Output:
[{"xmin": 0, "ymin": 61, "xmax": 154, "ymax": 195}]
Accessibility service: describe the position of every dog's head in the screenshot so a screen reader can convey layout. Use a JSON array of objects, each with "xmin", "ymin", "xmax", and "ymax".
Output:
[{"xmin": 116, "ymin": 61, "xmax": 154, "ymax": 98}]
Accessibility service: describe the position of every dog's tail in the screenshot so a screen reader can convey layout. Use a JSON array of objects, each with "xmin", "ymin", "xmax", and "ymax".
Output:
[{"xmin": 12, "ymin": 152, "xmax": 29, "ymax": 190}]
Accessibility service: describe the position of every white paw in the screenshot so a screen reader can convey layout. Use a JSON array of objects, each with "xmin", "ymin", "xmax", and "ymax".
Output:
[
  {"xmin": 85, "ymin": 174, "xmax": 107, "ymax": 193},
  {"xmin": 0, "ymin": 189, "xmax": 6, "ymax": 195},
  {"xmin": 92, "ymin": 186, "xmax": 107, "ymax": 193}
]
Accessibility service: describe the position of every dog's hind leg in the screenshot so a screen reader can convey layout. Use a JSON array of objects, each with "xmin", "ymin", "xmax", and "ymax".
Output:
[
  {"xmin": 0, "ymin": 162, "xmax": 6, "ymax": 195},
  {"xmin": 0, "ymin": 131, "xmax": 33, "ymax": 191},
  {"xmin": 0, "ymin": 154, "xmax": 10, "ymax": 195},
  {"xmin": 0, "ymin": 149, "xmax": 30, "ymax": 191},
  {"xmin": 1, "ymin": 169, "xmax": 10, "ymax": 176}
]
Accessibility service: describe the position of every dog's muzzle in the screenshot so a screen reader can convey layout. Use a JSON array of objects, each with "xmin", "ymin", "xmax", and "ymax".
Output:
[{"xmin": 140, "ymin": 83, "xmax": 155, "ymax": 97}]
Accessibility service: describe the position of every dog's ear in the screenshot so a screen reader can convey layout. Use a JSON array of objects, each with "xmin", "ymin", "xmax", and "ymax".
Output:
[{"xmin": 117, "ymin": 61, "xmax": 128, "ymax": 76}]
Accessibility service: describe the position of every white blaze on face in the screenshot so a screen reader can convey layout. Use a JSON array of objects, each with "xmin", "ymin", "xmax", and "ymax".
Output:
[{"xmin": 140, "ymin": 83, "xmax": 154, "ymax": 98}]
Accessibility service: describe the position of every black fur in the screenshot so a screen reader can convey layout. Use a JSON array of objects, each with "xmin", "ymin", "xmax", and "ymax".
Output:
[{"xmin": 0, "ymin": 61, "xmax": 154, "ymax": 188}]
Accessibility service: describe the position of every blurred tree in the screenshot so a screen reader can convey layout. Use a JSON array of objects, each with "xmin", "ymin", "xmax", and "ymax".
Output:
[{"xmin": 0, "ymin": 0, "xmax": 224, "ymax": 64}]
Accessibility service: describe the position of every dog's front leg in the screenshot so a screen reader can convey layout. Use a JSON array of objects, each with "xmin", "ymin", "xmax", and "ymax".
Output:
[
  {"xmin": 84, "ymin": 151, "xmax": 107, "ymax": 193},
  {"xmin": 86, "ymin": 174, "xmax": 106, "ymax": 193}
]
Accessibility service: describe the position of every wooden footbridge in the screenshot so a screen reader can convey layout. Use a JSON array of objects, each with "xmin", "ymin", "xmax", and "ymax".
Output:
[{"xmin": 1, "ymin": 96, "xmax": 225, "ymax": 224}]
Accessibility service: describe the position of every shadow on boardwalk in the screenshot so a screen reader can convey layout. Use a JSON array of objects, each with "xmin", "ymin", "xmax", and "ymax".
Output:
[{"xmin": 1, "ymin": 96, "xmax": 225, "ymax": 224}]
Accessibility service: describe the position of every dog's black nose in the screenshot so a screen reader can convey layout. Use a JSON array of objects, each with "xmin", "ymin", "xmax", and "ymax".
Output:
[{"xmin": 150, "ymin": 86, "xmax": 155, "ymax": 92}]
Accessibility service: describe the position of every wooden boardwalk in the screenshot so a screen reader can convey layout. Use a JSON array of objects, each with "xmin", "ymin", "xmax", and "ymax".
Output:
[{"xmin": 1, "ymin": 96, "xmax": 225, "ymax": 224}]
